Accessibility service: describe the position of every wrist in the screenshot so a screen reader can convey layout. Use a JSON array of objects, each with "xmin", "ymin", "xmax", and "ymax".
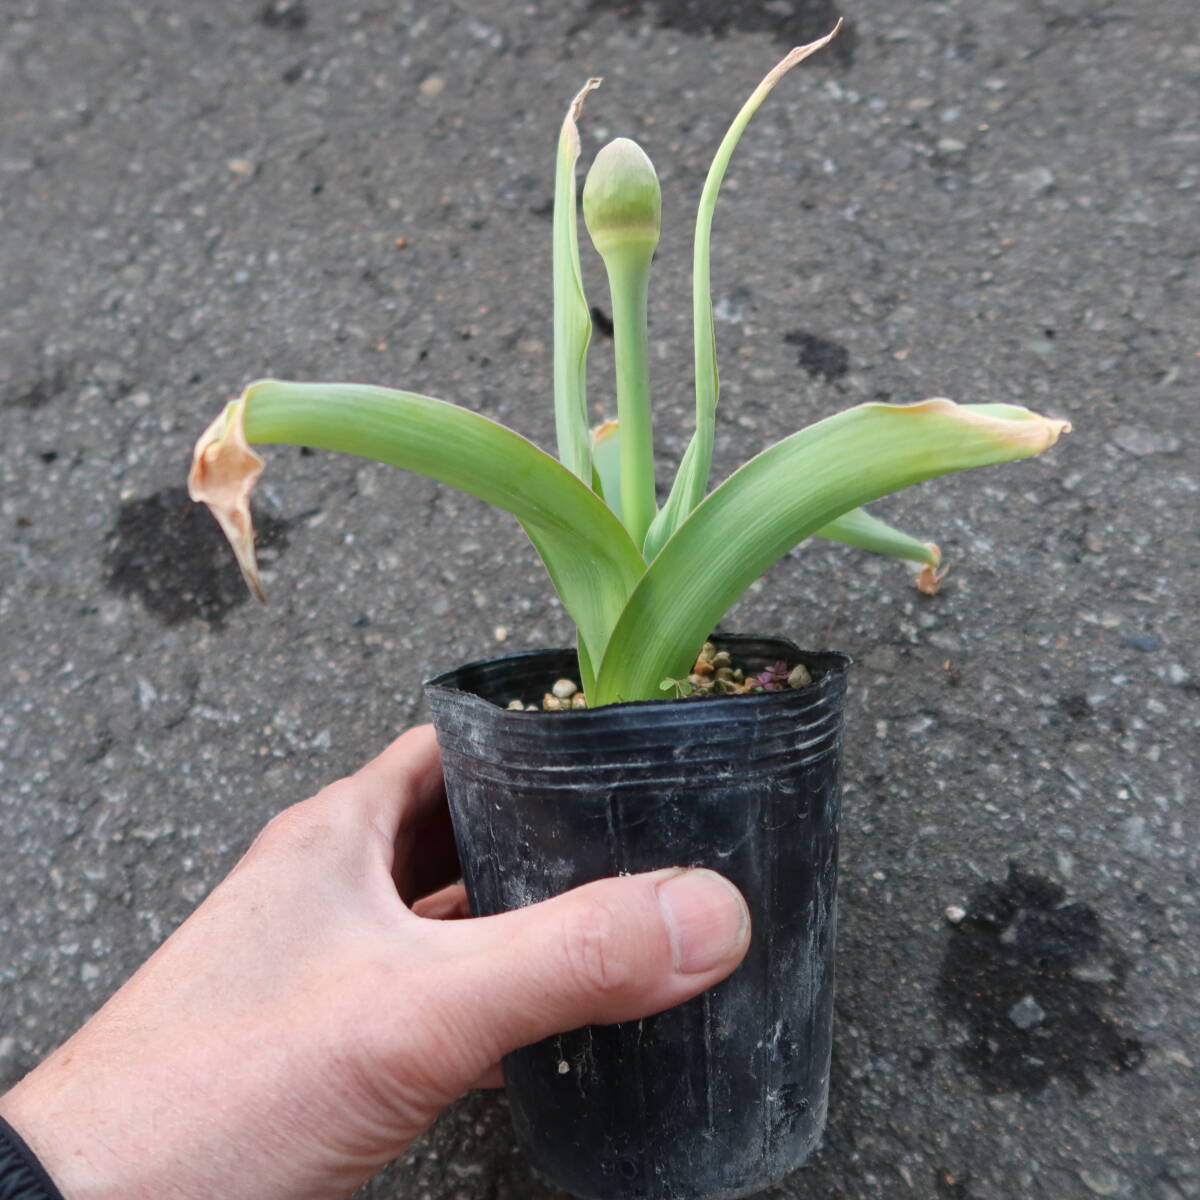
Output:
[
  {"xmin": 0, "ymin": 1073, "xmax": 133, "ymax": 1200},
  {"xmin": 0, "ymin": 1107, "xmax": 69, "ymax": 1200}
]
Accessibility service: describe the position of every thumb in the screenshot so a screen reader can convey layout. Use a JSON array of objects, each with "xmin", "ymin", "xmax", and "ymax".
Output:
[{"xmin": 435, "ymin": 867, "xmax": 751, "ymax": 1070}]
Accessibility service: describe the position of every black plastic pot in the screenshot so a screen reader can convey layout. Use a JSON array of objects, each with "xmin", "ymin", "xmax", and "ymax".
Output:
[{"xmin": 425, "ymin": 635, "xmax": 851, "ymax": 1200}]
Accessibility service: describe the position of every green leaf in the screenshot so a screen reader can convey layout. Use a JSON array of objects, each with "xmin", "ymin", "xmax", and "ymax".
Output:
[
  {"xmin": 576, "ymin": 633, "xmax": 596, "ymax": 701},
  {"xmin": 659, "ymin": 676, "xmax": 694, "ymax": 698},
  {"xmin": 593, "ymin": 399, "xmax": 1070, "ymax": 704},
  {"xmin": 189, "ymin": 380, "xmax": 645, "ymax": 674},
  {"xmin": 552, "ymin": 79, "xmax": 601, "ymax": 483},
  {"xmin": 816, "ymin": 506, "xmax": 938, "ymax": 565},
  {"xmin": 589, "ymin": 418, "xmax": 622, "ymax": 522},
  {"xmin": 644, "ymin": 25, "xmax": 842, "ymax": 560}
]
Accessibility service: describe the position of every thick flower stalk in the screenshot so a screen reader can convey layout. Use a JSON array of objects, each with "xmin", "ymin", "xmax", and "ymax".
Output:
[{"xmin": 583, "ymin": 137, "xmax": 662, "ymax": 549}]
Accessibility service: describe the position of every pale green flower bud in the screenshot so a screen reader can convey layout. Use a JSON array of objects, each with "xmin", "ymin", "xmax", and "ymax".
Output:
[{"xmin": 582, "ymin": 138, "xmax": 661, "ymax": 262}]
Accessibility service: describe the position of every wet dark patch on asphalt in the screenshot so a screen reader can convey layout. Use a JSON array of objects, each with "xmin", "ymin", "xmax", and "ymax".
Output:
[
  {"xmin": 784, "ymin": 329, "xmax": 849, "ymax": 381},
  {"xmin": 103, "ymin": 486, "xmax": 289, "ymax": 627},
  {"xmin": 4, "ymin": 364, "xmax": 73, "ymax": 410},
  {"xmin": 257, "ymin": 1, "xmax": 308, "ymax": 33},
  {"xmin": 937, "ymin": 864, "xmax": 1144, "ymax": 1095},
  {"xmin": 585, "ymin": 0, "xmax": 856, "ymax": 62},
  {"xmin": 934, "ymin": 1167, "xmax": 974, "ymax": 1197}
]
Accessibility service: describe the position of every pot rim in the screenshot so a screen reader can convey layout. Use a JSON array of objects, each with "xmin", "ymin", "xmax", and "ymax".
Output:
[{"xmin": 424, "ymin": 634, "xmax": 853, "ymax": 719}]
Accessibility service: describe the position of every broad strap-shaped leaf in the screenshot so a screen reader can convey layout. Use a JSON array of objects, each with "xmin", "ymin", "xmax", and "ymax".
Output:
[
  {"xmin": 644, "ymin": 24, "xmax": 841, "ymax": 560},
  {"xmin": 188, "ymin": 380, "xmax": 644, "ymax": 689},
  {"xmin": 553, "ymin": 79, "xmax": 601, "ymax": 483},
  {"xmin": 593, "ymin": 400, "xmax": 1069, "ymax": 704}
]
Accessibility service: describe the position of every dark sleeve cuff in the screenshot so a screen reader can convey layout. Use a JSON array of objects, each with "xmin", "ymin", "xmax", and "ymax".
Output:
[{"xmin": 0, "ymin": 1115, "xmax": 67, "ymax": 1200}]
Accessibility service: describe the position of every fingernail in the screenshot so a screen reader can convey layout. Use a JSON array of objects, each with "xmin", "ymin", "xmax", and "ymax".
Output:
[{"xmin": 656, "ymin": 868, "xmax": 751, "ymax": 975}]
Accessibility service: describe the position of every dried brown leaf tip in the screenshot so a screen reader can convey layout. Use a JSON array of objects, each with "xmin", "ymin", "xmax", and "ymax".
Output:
[
  {"xmin": 916, "ymin": 542, "xmax": 949, "ymax": 595},
  {"xmin": 569, "ymin": 77, "xmax": 602, "ymax": 123},
  {"xmin": 187, "ymin": 394, "xmax": 266, "ymax": 602},
  {"xmin": 562, "ymin": 77, "xmax": 602, "ymax": 156}
]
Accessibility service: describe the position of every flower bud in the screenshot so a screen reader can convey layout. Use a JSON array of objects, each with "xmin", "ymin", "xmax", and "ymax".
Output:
[{"xmin": 583, "ymin": 138, "xmax": 661, "ymax": 261}]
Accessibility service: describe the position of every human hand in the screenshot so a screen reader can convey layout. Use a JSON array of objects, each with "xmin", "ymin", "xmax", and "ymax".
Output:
[{"xmin": 0, "ymin": 725, "xmax": 750, "ymax": 1200}]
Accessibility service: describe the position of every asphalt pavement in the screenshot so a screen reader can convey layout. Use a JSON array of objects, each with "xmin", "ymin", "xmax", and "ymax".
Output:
[{"xmin": 2, "ymin": 1, "xmax": 1197, "ymax": 1197}]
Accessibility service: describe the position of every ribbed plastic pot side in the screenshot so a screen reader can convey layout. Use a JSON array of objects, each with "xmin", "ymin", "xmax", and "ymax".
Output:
[{"xmin": 424, "ymin": 636, "xmax": 851, "ymax": 1200}]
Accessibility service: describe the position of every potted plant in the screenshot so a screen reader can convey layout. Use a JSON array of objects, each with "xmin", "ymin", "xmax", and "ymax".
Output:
[{"xmin": 189, "ymin": 25, "xmax": 1068, "ymax": 1200}]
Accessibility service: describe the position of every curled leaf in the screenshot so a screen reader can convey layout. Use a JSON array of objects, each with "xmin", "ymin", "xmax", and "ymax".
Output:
[
  {"xmin": 928, "ymin": 399, "xmax": 1072, "ymax": 451},
  {"xmin": 187, "ymin": 394, "xmax": 266, "ymax": 602},
  {"xmin": 646, "ymin": 20, "xmax": 843, "ymax": 558}
]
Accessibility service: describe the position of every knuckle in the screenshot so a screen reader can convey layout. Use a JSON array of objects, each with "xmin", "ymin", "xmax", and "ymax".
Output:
[
  {"xmin": 250, "ymin": 798, "xmax": 328, "ymax": 858},
  {"xmin": 312, "ymin": 778, "xmax": 358, "ymax": 811},
  {"xmin": 560, "ymin": 899, "xmax": 636, "ymax": 998}
]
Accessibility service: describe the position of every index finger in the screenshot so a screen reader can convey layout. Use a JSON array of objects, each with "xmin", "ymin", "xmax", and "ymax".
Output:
[{"xmin": 346, "ymin": 723, "xmax": 446, "ymax": 841}]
